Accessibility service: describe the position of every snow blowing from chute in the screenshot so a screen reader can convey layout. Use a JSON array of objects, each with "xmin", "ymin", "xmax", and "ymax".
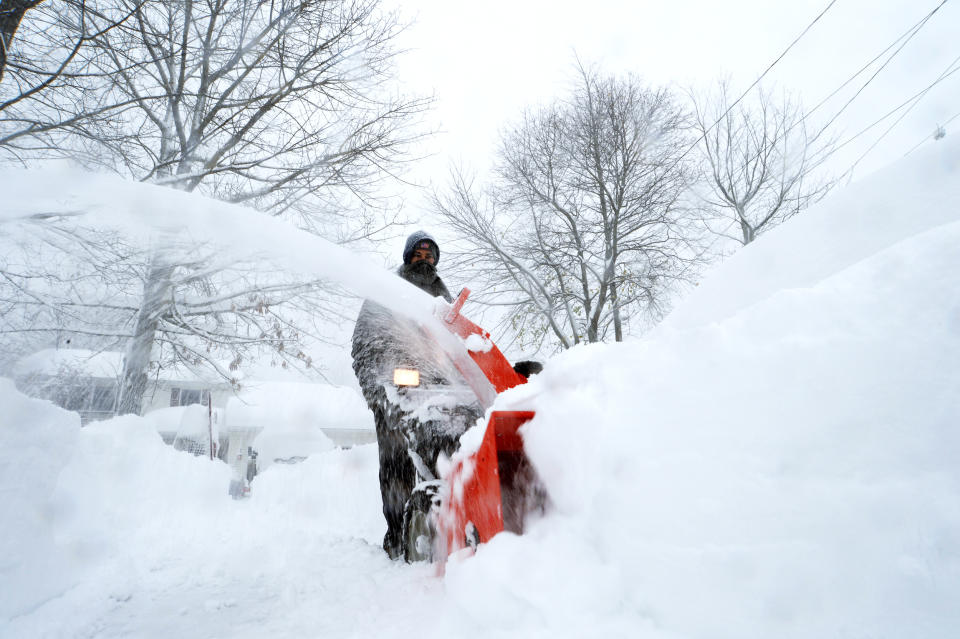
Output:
[{"xmin": 1, "ymin": 135, "xmax": 960, "ymax": 638}]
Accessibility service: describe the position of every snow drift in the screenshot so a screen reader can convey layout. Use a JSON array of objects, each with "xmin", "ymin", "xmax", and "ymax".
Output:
[
  {"xmin": 0, "ymin": 379, "xmax": 80, "ymax": 620},
  {"xmin": 489, "ymin": 216, "xmax": 960, "ymax": 638},
  {"xmin": 2, "ymin": 137, "xmax": 959, "ymax": 638}
]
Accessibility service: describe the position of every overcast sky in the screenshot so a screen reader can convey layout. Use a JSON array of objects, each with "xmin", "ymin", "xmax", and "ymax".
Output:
[{"xmin": 386, "ymin": 0, "xmax": 959, "ymax": 217}]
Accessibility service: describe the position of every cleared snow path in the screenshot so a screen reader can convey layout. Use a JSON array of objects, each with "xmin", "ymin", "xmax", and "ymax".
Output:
[
  {"xmin": 8, "ymin": 532, "xmax": 442, "ymax": 639},
  {"xmin": 1, "ymin": 409, "xmax": 448, "ymax": 639}
]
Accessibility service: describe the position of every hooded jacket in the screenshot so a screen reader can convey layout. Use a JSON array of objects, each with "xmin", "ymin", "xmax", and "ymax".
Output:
[
  {"xmin": 402, "ymin": 230, "xmax": 441, "ymax": 265},
  {"xmin": 350, "ymin": 236, "xmax": 476, "ymax": 558}
]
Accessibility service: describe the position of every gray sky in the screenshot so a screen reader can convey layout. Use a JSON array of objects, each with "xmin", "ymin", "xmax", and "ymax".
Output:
[{"xmin": 388, "ymin": 0, "xmax": 959, "ymax": 215}]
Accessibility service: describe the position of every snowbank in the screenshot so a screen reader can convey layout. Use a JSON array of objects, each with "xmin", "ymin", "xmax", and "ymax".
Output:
[
  {"xmin": 0, "ymin": 378, "xmax": 385, "ymax": 636},
  {"xmin": 665, "ymin": 136, "xmax": 960, "ymax": 330},
  {"xmin": 466, "ymin": 139, "xmax": 960, "ymax": 637},
  {"xmin": 248, "ymin": 444, "xmax": 383, "ymax": 542},
  {"xmin": 49, "ymin": 413, "xmax": 234, "ymax": 560},
  {"xmin": 0, "ymin": 379, "xmax": 79, "ymax": 619}
]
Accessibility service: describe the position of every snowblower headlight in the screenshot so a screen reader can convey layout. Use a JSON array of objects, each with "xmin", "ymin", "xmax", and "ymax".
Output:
[{"xmin": 393, "ymin": 368, "xmax": 420, "ymax": 387}]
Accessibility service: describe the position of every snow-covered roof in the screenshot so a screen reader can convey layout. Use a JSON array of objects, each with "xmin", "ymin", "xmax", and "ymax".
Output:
[
  {"xmin": 14, "ymin": 348, "xmax": 236, "ymax": 384},
  {"xmin": 14, "ymin": 348, "xmax": 124, "ymax": 380},
  {"xmin": 227, "ymin": 381, "xmax": 373, "ymax": 467},
  {"xmin": 227, "ymin": 381, "xmax": 371, "ymax": 431}
]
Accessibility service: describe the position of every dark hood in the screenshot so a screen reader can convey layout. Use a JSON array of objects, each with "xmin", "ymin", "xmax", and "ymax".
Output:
[{"xmin": 402, "ymin": 230, "xmax": 440, "ymax": 265}]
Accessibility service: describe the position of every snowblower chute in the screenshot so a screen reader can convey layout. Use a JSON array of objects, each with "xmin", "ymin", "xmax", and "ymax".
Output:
[
  {"xmin": 426, "ymin": 288, "xmax": 547, "ymax": 560},
  {"xmin": 441, "ymin": 287, "xmax": 529, "ymax": 394}
]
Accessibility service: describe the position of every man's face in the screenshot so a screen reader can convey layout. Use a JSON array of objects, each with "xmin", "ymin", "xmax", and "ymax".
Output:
[{"xmin": 411, "ymin": 247, "xmax": 435, "ymax": 265}]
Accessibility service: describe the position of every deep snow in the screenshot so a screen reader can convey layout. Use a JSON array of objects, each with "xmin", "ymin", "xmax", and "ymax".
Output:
[{"xmin": 2, "ymin": 138, "xmax": 959, "ymax": 638}]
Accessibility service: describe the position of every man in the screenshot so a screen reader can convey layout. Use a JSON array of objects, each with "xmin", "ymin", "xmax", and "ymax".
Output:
[
  {"xmin": 396, "ymin": 231, "xmax": 452, "ymax": 303},
  {"xmin": 351, "ymin": 230, "xmax": 475, "ymax": 559}
]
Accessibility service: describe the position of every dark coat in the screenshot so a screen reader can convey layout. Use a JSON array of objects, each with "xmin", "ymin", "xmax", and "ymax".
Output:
[
  {"xmin": 351, "ymin": 263, "xmax": 452, "ymax": 405},
  {"xmin": 350, "ymin": 261, "xmax": 467, "ymax": 558}
]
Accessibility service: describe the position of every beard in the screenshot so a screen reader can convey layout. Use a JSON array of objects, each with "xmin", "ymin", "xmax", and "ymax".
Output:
[{"xmin": 403, "ymin": 260, "xmax": 437, "ymax": 288}]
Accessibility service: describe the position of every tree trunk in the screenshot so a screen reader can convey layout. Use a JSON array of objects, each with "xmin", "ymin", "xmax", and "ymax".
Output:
[
  {"xmin": 0, "ymin": 0, "xmax": 41, "ymax": 82},
  {"xmin": 611, "ymin": 280, "xmax": 623, "ymax": 341},
  {"xmin": 117, "ymin": 258, "xmax": 173, "ymax": 415}
]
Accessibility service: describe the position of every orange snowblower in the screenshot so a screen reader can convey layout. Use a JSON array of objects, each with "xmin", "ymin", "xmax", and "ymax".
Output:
[{"xmin": 405, "ymin": 288, "xmax": 547, "ymax": 563}]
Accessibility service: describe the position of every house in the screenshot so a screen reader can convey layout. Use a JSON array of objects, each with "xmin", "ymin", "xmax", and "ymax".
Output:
[{"xmin": 13, "ymin": 348, "xmax": 234, "ymax": 425}]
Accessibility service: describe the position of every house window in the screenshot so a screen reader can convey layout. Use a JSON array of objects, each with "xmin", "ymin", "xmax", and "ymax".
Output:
[
  {"xmin": 61, "ymin": 385, "xmax": 88, "ymax": 411},
  {"xmin": 89, "ymin": 385, "xmax": 117, "ymax": 412},
  {"xmin": 170, "ymin": 388, "xmax": 210, "ymax": 407}
]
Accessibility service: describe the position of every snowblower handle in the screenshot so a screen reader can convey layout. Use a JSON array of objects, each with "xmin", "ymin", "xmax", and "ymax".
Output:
[{"xmin": 445, "ymin": 287, "xmax": 470, "ymax": 323}]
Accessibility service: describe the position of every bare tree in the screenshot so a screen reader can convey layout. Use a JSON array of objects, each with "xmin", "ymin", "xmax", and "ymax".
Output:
[
  {"xmin": 690, "ymin": 80, "xmax": 834, "ymax": 246},
  {"xmin": 2, "ymin": 0, "xmax": 428, "ymax": 414},
  {"xmin": 433, "ymin": 66, "xmax": 698, "ymax": 351},
  {"xmin": 0, "ymin": 220, "xmax": 133, "ymax": 373},
  {"xmin": 0, "ymin": 219, "xmax": 339, "ymax": 409},
  {"xmin": 3, "ymin": 0, "xmax": 426, "ymax": 212},
  {"xmin": 0, "ymin": 0, "xmax": 144, "ymax": 137}
]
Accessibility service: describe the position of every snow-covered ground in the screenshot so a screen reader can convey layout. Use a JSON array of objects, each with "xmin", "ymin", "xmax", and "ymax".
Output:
[{"xmin": 2, "ymin": 138, "xmax": 959, "ymax": 638}]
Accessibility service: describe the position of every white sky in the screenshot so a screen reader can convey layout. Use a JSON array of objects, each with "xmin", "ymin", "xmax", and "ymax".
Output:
[{"xmin": 388, "ymin": 0, "xmax": 960, "ymax": 217}]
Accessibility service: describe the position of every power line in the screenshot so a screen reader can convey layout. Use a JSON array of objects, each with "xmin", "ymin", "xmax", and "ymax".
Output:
[
  {"xmin": 902, "ymin": 106, "xmax": 960, "ymax": 157},
  {"xmin": 829, "ymin": 55, "xmax": 960, "ymax": 157},
  {"xmin": 677, "ymin": 0, "xmax": 839, "ymax": 166},
  {"xmin": 805, "ymin": 0, "xmax": 949, "ymax": 125},
  {"xmin": 736, "ymin": 0, "xmax": 840, "ymax": 103},
  {"xmin": 842, "ymin": 53, "xmax": 960, "ymax": 178},
  {"xmin": 811, "ymin": 0, "xmax": 949, "ymax": 143},
  {"xmin": 689, "ymin": 0, "xmax": 947, "ymax": 181},
  {"xmin": 750, "ymin": 1, "xmax": 953, "ymax": 181}
]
